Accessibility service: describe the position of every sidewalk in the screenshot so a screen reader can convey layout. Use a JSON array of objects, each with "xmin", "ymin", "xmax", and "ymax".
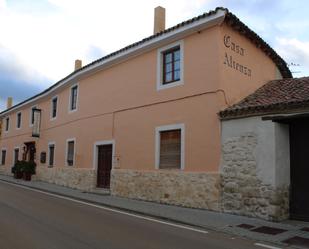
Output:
[{"xmin": 1, "ymin": 174, "xmax": 309, "ymax": 248}]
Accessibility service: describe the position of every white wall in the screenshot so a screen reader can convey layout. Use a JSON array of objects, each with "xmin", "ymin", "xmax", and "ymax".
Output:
[{"xmin": 221, "ymin": 116, "xmax": 290, "ymax": 188}]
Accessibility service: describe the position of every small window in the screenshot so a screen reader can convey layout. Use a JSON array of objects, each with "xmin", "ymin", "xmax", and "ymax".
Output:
[
  {"xmin": 14, "ymin": 148, "xmax": 19, "ymax": 164},
  {"xmin": 30, "ymin": 106, "xmax": 37, "ymax": 126},
  {"xmin": 5, "ymin": 117, "xmax": 9, "ymax": 132},
  {"xmin": 163, "ymin": 47, "xmax": 181, "ymax": 84},
  {"xmin": 1, "ymin": 150, "xmax": 6, "ymax": 165},
  {"xmin": 67, "ymin": 140, "xmax": 75, "ymax": 166},
  {"xmin": 40, "ymin": 152, "xmax": 46, "ymax": 164},
  {"xmin": 51, "ymin": 97, "xmax": 58, "ymax": 119},
  {"xmin": 48, "ymin": 144, "xmax": 55, "ymax": 167},
  {"xmin": 17, "ymin": 112, "xmax": 22, "ymax": 129},
  {"xmin": 69, "ymin": 85, "xmax": 78, "ymax": 111}
]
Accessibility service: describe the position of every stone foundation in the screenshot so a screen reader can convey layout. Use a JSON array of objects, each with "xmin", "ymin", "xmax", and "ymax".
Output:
[
  {"xmin": 36, "ymin": 167, "xmax": 96, "ymax": 191},
  {"xmin": 0, "ymin": 166, "xmax": 13, "ymax": 176},
  {"xmin": 221, "ymin": 133, "xmax": 289, "ymax": 221},
  {"xmin": 111, "ymin": 169, "xmax": 221, "ymax": 211}
]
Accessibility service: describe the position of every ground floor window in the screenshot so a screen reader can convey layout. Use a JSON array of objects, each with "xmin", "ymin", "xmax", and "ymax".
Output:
[
  {"xmin": 155, "ymin": 124, "xmax": 184, "ymax": 170},
  {"xmin": 66, "ymin": 139, "xmax": 75, "ymax": 166},
  {"xmin": 48, "ymin": 143, "xmax": 55, "ymax": 167},
  {"xmin": 14, "ymin": 148, "xmax": 19, "ymax": 164},
  {"xmin": 1, "ymin": 150, "xmax": 6, "ymax": 165}
]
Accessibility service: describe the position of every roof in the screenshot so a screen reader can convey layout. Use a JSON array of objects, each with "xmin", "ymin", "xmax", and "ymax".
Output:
[
  {"xmin": 0, "ymin": 7, "xmax": 292, "ymax": 117},
  {"xmin": 220, "ymin": 77, "xmax": 309, "ymax": 119}
]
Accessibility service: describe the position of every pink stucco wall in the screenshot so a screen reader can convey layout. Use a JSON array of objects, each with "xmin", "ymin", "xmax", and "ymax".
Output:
[{"xmin": 0, "ymin": 23, "xmax": 281, "ymax": 173}]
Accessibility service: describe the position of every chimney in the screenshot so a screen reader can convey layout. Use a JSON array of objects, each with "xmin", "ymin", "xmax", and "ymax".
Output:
[
  {"xmin": 6, "ymin": 97, "xmax": 13, "ymax": 109},
  {"xmin": 74, "ymin": 59, "xmax": 82, "ymax": 71},
  {"xmin": 154, "ymin": 6, "xmax": 165, "ymax": 34}
]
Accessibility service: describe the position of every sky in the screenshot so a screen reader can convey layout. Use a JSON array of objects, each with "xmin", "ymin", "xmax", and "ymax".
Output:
[{"xmin": 0, "ymin": 0, "xmax": 308, "ymax": 110}]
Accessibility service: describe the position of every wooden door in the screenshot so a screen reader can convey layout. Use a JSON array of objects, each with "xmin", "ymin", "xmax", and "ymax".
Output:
[
  {"xmin": 290, "ymin": 119, "xmax": 309, "ymax": 221},
  {"xmin": 97, "ymin": 144, "xmax": 113, "ymax": 188}
]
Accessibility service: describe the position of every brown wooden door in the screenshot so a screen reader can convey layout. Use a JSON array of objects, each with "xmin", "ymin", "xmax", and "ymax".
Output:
[{"xmin": 97, "ymin": 144, "xmax": 113, "ymax": 188}]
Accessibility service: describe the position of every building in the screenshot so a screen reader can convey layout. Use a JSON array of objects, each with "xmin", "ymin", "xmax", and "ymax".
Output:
[
  {"xmin": 0, "ymin": 7, "xmax": 292, "ymax": 220},
  {"xmin": 220, "ymin": 77, "xmax": 309, "ymax": 221}
]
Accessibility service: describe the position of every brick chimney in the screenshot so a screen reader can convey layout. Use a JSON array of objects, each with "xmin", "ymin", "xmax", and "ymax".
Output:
[
  {"xmin": 74, "ymin": 59, "xmax": 82, "ymax": 71},
  {"xmin": 154, "ymin": 6, "xmax": 165, "ymax": 34},
  {"xmin": 6, "ymin": 97, "xmax": 13, "ymax": 109}
]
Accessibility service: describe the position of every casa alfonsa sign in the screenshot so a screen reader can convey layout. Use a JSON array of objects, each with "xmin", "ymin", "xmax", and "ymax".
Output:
[{"xmin": 223, "ymin": 35, "xmax": 252, "ymax": 77}]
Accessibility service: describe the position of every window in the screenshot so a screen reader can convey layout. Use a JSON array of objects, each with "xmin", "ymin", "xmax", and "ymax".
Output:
[
  {"xmin": 30, "ymin": 106, "xmax": 37, "ymax": 126},
  {"xmin": 16, "ymin": 112, "xmax": 22, "ymax": 129},
  {"xmin": 14, "ymin": 148, "xmax": 19, "ymax": 164},
  {"xmin": 5, "ymin": 117, "xmax": 9, "ymax": 132},
  {"xmin": 51, "ymin": 97, "xmax": 58, "ymax": 119},
  {"xmin": 157, "ymin": 41, "xmax": 183, "ymax": 90},
  {"xmin": 48, "ymin": 143, "xmax": 55, "ymax": 167},
  {"xmin": 163, "ymin": 47, "xmax": 181, "ymax": 84},
  {"xmin": 69, "ymin": 85, "xmax": 78, "ymax": 111},
  {"xmin": 155, "ymin": 124, "xmax": 184, "ymax": 170},
  {"xmin": 1, "ymin": 150, "xmax": 6, "ymax": 165},
  {"xmin": 66, "ymin": 139, "xmax": 75, "ymax": 166}
]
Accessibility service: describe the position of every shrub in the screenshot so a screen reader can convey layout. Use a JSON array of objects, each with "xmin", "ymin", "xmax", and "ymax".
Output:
[
  {"xmin": 21, "ymin": 161, "xmax": 36, "ymax": 175},
  {"xmin": 11, "ymin": 161, "xmax": 23, "ymax": 174}
]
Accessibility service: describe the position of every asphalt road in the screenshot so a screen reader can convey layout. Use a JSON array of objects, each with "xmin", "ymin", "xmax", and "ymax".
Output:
[{"xmin": 0, "ymin": 181, "xmax": 280, "ymax": 249}]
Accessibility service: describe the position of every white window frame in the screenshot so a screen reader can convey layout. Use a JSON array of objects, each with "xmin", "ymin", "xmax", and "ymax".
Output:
[
  {"xmin": 13, "ymin": 146, "xmax": 20, "ymax": 164},
  {"xmin": 155, "ymin": 123, "xmax": 185, "ymax": 170},
  {"xmin": 16, "ymin": 112, "xmax": 22, "ymax": 130},
  {"xmin": 68, "ymin": 83, "xmax": 79, "ymax": 113},
  {"xmin": 1, "ymin": 148, "xmax": 7, "ymax": 166},
  {"xmin": 93, "ymin": 140, "xmax": 115, "ymax": 170},
  {"xmin": 48, "ymin": 142, "xmax": 56, "ymax": 167},
  {"xmin": 156, "ymin": 40, "xmax": 184, "ymax": 91},
  {"xmin": 29, "ymin": 105, "xmax": 38, "ymax": 127},
  {"xmin": 4, "ymin": 117, "xmax": 9, "ymax": 133},
  {"xmin": 50, "ymin": 96, "xmax": 58, "ymax": 121},
  {"xmin": 65, "ymin": 138, "xmax": 76, "ymax": 166}
]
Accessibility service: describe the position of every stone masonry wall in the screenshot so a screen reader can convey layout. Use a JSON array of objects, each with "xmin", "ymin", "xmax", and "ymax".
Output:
[
  {"xmin": 221, "ymin": 133, "xmax": 289, "ymax": 221},
  {"xmin": 0, "ymin": 166, "xmax": 13, "ymax": 176},
  {"xmin": 36, "ymin": 167, "xmax": 96, "ymax": 191},
  {"xmin": 111, "ymin": 169, "xmax": 221, "ymax": 211}
]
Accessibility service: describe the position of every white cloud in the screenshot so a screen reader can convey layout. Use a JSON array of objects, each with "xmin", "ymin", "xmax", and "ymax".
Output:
[
  {"xmin": 275, "ymin": 38, "xmax": 309, "ymax": 77},
  {"xmin": 0, "ymin": 0, "xmax": 210, "ymax": 85}
]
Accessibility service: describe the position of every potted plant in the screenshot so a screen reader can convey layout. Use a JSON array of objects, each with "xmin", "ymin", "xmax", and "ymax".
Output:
[
  {"xmin": 12, "ymin": 161, "xmax": 23, "ymax": 179},
  {"xmin": 21, "ymin": 161, "xmax": 36, "ymax": 181}
]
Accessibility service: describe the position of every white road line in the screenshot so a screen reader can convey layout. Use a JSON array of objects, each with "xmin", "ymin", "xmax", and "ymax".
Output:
[
  {"xmin": 254, "ymin": 243, "xmax": 282, "ymax": 249},
  {"xmin": 0, "ymin": 180, "xmax": 209, "ymax": 235}
]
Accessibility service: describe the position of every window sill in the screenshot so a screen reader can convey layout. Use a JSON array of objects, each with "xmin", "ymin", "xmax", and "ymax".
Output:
[{"xmin": 157, "ymin": 79, "xmax": 184, "ymax": 91}]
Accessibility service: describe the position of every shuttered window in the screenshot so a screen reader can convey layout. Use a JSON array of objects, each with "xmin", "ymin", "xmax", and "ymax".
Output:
[
  {"xmin": 159, "ymin": 129, "xmax": 181, "ymax": 169},
  {"xmin": 5, "ymin": 117, "xmax": 9, "ymax": 131},
  {"xmin": 1, "ymin": 150, "xmax": 6, "ymax": 165},
  {"xmin": 67, "ymin": 141, "xmax": 75, "ymax": 166},
  {"xmin": 70, "ymin": 86, "xmax": 78, "ymax": 111},
  {"xmin": 49, "ymin": 144, "xmax": 55, "ymax": 167},
  {"xmin": 14, "ymin": 148, "xmax": 19, "ymax": 164},
  {"xmin": 17, "ymin": 112, "xmax": 22, "ymax": 129},
  {"xmin": 30, "ymin": 107, "xmax": 36, "ymax": 125},
  {"xmin": 51, "ymin": 97, "xmax": 58, "ymax": 118}
]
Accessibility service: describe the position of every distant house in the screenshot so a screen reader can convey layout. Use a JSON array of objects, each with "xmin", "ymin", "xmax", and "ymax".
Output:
[{"xmin": 0, "ymin": 7, "xmax": 293, "ymax": 221}]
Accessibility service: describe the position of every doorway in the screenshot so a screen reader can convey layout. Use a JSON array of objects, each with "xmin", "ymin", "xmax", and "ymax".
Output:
[
  {"xmin": 23, "ymin": 142, "xmax": 36, "ymax": 162},
  {"xmin": 96, "ymin": 143, "xmax": 113, "ymax": 188},
  {"xmin": 289, "ymin": 119, "xmax": 309, "ymax": 221}
]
